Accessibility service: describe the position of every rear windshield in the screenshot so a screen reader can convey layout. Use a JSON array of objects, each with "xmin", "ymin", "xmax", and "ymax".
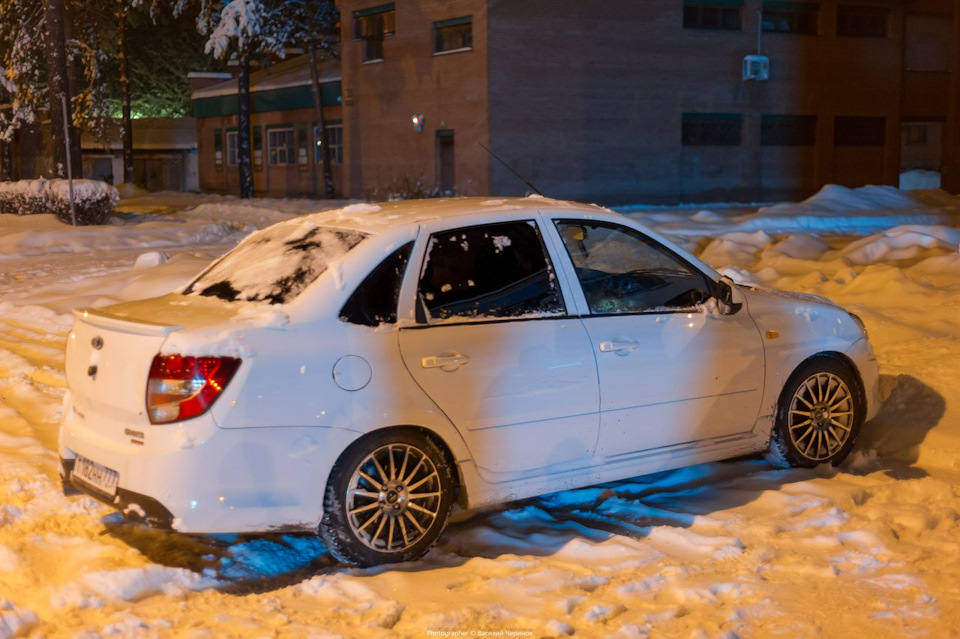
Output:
[{"xmin": 182, "ymin": 222, "xmax": 368, "ymax": 305}]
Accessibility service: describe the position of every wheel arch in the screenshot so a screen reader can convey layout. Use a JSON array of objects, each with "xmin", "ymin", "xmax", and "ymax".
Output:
[
  {"xmin": 328, "ymin": 424, "xmax": 468, "ymax": 510},
  {"xmin": 785, "ymin": 350, "xmax": 867, "ymax": 415}
]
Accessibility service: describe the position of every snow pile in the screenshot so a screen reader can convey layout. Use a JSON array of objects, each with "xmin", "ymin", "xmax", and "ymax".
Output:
[
  {"xmin": 0, "ymin": 188, "xmax": 957, "ymax": 636},
  {"xmin": 0, "ymin": 179, "xmax": 118, "ymax": 225}
]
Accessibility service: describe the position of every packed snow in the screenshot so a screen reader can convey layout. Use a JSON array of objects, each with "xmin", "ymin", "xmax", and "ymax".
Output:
[{"xmin": 0, "ymin": 185, "xmax": 959, "ymax": 637}]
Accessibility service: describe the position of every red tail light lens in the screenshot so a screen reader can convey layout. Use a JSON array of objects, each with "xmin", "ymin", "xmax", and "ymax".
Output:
[{"xmin": 146, "ymin": 355, "xmax": 241, "ymax": 424}]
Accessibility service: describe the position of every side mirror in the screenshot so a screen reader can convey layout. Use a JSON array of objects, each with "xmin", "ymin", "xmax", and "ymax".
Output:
[{"xmin": 716, "ymin": 277, "xmax": 743, "ymax": 315}]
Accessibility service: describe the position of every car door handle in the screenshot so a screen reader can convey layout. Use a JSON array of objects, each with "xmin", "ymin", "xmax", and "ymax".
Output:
[
  {"xmin": 599, "ymin": 340, "xmax": 638, "ymax": 353},
  {"xmin": 421, "ymin": 353, "xmax": 470, "ymax": 371}
]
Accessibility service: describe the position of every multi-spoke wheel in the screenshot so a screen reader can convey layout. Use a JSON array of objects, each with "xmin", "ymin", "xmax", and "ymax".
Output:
[
  {"xmin": 768, "ymin": 356, "xmax": 864, "ymax": 468},
  {"xmin": 320, "ymin": 430, "xmax": 454, "ymax": 566}
]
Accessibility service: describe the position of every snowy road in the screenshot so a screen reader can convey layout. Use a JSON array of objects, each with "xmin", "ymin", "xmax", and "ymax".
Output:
[{"xmin": 0, "ymin": 187, "xmax": 958, "ymax": 638}]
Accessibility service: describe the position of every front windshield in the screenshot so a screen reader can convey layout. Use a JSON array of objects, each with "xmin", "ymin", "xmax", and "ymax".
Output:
[{"xmin": 182, "ymin": 221, "xmax": 367, "ymax": 305}]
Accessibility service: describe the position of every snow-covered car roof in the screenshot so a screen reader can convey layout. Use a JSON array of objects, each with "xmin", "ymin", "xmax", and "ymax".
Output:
[{"xmin": 298, "ymin": 196, "xmax": 610, "ymax": 234}]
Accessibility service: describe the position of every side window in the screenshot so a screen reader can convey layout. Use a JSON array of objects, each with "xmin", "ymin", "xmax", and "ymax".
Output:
[
  {"xmin": 340, "ymin": 242, "xmax": 413, "ymax": 327},
  {"xmin": 556, "ymin": 221, "xmax": 711, "ymax": 314},
  {"xmin": 418, "ymin": 221, "xmax": 563, "ymax": 321}
]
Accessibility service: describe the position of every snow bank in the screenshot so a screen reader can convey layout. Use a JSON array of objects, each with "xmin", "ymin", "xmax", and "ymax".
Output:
[{"xmin": 0, "ymin": 179, "xmax": 118, "ymax": 225}]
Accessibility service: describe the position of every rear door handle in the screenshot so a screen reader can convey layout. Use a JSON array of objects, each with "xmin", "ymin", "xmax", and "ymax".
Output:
[
  {"xmin": 421, "ymin": 353, "xmax": 470, "ymax": 371},
  {"xmin": 599, "ymin": 340, "xmax": 638, "ymax": 353}
]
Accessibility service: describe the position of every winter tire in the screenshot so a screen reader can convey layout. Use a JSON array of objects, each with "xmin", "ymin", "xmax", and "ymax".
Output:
[
  {"xmin": 320, "ymin": 429, "xmax": 455, "ymax": 566},
  {"xmin": 768, "ymin": 355, "xmax": 864, "ymax": 468}
]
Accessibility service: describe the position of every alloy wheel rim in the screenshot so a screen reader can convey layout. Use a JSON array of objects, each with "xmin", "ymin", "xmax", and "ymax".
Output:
[
  {"xmin": 345, "ymin": 443, "xmax": 443, "ymax": 552},
  {"xmin": 788, "ymin": 372, "xmax": 854, "ymax": 462}
]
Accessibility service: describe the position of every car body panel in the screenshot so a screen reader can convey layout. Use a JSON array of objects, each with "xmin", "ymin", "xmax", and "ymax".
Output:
[{"xmin": 58, "ymin": 196, "xmax": 881, "ymax": 534}]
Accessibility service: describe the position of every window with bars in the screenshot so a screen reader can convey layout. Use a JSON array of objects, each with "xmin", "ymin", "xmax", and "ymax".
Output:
[
  {"xmin": 268, "ymin": 127, "xmax": 295, "ymax": 165},
  {"xmin": 354, "ymin": 3, "xmax": 395, "ymax": 62},
  {"xmin": 683, "ymin": 2, "xmax": 742, "ymax": 30},
  {"xmin": 434, "ymin": 16, "xmax": 472, "ymax": 53},
  {"xmin": 762, "ymin": 2, "xmax": 818, "ymax": 34},
  {"xmin": 682, "ymin": 114, "xmax": 742, "ymax": 146},
  {"xmin": 836, "ymin": 4, "xmax": 888, "ymax": 38},
  {"xmin": 761, "ymin": 115, "xmax": 817, "ymax": 146}
]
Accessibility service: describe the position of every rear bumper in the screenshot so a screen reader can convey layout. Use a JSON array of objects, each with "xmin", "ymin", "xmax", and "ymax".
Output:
[
  {"xmin": 59, "ymin": 393, "xmax": 360, "ymax": 534},
  {"xmin": 60, "ymin": 457, "xmax": 175, "ymax": 528}
]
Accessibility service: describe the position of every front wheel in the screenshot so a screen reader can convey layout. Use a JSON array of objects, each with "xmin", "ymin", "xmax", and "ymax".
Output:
[
  {"xmin": 768, "ymin": 356, "xmax": 864, "ymax": 468},
  {"xmin": 320, "ymin": 429, "xmax": 455, "ymax": 567}
]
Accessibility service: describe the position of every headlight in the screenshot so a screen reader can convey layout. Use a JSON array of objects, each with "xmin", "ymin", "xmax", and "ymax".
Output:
[{"xmin": 848, "ymin": 312, "xmax": 867, "ymax": 336}]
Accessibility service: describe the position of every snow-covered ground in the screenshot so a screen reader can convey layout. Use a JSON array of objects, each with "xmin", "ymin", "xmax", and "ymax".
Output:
[{"xmin": 0, "ymin": 185, "xmax": 958, "ymax": 638}]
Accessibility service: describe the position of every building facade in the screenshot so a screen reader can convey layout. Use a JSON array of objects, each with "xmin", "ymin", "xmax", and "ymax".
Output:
[
  {"xmin": 336, "ymin": 0, "xmax": 955, "ymax": 204},
  {"xmin": 191, "ymin": 56, "xmax": 344, "ymax": 198}
]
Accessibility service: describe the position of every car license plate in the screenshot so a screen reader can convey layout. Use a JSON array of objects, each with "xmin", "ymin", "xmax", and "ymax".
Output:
[{"xmin": 72, "ymin": 455, "xmax": 119, "ymax": 497}]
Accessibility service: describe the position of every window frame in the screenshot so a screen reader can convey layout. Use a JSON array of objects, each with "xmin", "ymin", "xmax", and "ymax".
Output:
[
  {"xmin": 267, "ymin": 126, "xmax": 296, "ymax": 166},
  {"xmin": 314, "ymin": 121, "xmax": 343, "ymax": 165},
  {"xmin": 681, "ymin": 113, "xmax": 743, "ymax": 146},
  {"xmin": 683, "ymin": 2, "xmax": 743, "ymax": 31},
  {"xmin": 414, "ymin": 220, "xmax": 566, "ymax": 325},
  {"xmin": 553, "ymin": 219, "xmax": 715, "ymax": 316},
  {"xmin": 433, "ymin": 16, "xmax": 473, "ymax": 55},
  {"xmin": 760, "ymin": 114, "xmax": 817, "ymax": 146},
  {"xmin": 226, "ymin": 129, "xmax": 239, "ymax": 166},
  {"xmin": 353, "ymin": 3, "xmax": 395, "ymax": 62},
  {"xmin": 761, "ymin": 1, "xmax": 819, "ymax": 35}
]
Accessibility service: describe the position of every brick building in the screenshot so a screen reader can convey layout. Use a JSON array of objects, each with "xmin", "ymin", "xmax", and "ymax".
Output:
[
  {"xmin": 337, "ymin": 0, "xmax": 955, "ymax": 204},
  {"xmin": 191, "ymin": 56, "xmax": 343, "ymax": 197}
]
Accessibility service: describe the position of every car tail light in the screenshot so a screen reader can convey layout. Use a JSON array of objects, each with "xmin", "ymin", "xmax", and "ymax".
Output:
[{"xmin": 146, "ymin": 355, "xmax": 241, "ymax": 424}]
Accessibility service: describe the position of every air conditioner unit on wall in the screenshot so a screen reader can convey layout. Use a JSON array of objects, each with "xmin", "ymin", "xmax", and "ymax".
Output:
[{"xmin": 742, "ymin": 55, "xmax": 770, "ymax": 81}]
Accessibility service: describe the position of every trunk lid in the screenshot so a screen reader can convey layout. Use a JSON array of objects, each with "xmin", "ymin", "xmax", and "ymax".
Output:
[{"xmin": 66, "ymin": 294, "xmax": 244, "ymax": 426}]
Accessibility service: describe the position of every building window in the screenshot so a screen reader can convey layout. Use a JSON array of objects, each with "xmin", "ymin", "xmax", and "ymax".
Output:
[
  {"xmin": 253, "ymin": 126, "xmax": 263, "ymax": 168},
  {"xmin": 434, "ymin": 16, "xmax": 472, "ymax": 53},
  {"xmin": 762, "ymin": 2, "xmax": 818, "ymax": 34},
  {"xmin": 836, "ymin": 4, "xmax": 888, "ymax": 38},
  {"xmin": 314, "ymin": 122, "xmax": 343, "ymax": 164},
  {"xmin": 761, "ymin": 115, "xmax": 817, "ymax": 146},
  {"xmin": 214, "ymin": 128, "xmax": 223, "ymax": 167},
  {"xmin": 268, "ymin": 127, "xmax": 295, "ymax": 165},
  {"xmin": 834, "ymin": 116, "xmax": 885, "ymax": 146},
  {"xmin": 682, "ymin": 113, "xmax": 742, "ymax": 146},
  {"xmin": 226, "ymin": 130, "xmax": 239, "ymax": 166},
  {"xmin": 354, "ymin": 3, "xmax": 395, "ymax": 62},
  {"xmin": 683, "ymin": 2, "xmax": 742, "ymax": 30},
  {"xmin": 297, "ymin": 124, "xmax": 309, "ymax": 166}
]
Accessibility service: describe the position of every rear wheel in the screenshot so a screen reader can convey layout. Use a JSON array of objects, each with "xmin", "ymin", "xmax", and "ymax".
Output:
[
  {"xmin": 768, "ymin": 356, "xmax": 863, "ymax": 468},
  {"xmin": 320, "ymin": 429, "xmax": 455, "ymax": 566}
]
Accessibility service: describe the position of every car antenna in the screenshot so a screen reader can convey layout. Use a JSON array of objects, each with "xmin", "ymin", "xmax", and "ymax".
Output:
[{"xmin": 479, "ymin": 143, "xmax": 544, "ymax": 196}]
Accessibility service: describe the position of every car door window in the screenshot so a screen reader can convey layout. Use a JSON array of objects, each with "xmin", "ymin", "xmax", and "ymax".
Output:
[
  {"xmin": 340, "ymin": 242, "xmax": 413, "ymax": 327},
  {"xmin": 556, "ymin": 221, "xmax": 711, "ymax": 314},
  {"xmin": 418, "ymin": 221, "xmax": 563, "ymax": 321}
]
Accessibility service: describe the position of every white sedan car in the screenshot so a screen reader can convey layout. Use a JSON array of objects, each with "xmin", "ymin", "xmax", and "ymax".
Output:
[{"xmin": 59, "ymin": 197, "xmax": 880, "ymax": 566}]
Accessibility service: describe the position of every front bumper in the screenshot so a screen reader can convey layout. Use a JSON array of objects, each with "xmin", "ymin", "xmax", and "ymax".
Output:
[{"xmin": 846, "ymin": 337, "xmax": 881, "ymax": 422}]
